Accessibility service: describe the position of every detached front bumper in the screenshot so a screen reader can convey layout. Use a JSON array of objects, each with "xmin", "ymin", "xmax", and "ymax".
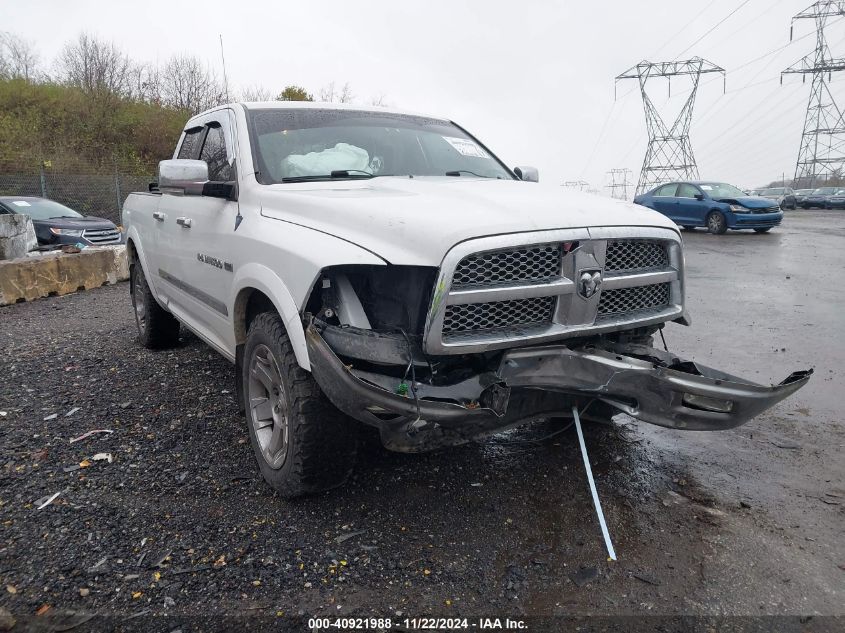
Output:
[
  {"xmin": 498, "ymin": 344, "xmax": 811, "ymax": 431},
  {"xmin": 306, "ymin": 323, "xmax": 811, "ymax": 449}
]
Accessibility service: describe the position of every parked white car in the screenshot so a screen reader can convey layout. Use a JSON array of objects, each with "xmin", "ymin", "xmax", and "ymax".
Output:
[{"xmin": 123, "ymin": 102, "xmax": 811, "ymax": 496}]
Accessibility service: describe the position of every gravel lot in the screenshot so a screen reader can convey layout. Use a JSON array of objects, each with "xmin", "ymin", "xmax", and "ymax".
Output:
[{"xmin": 1, "ymin": 211, "xmax": 843, "ymax": 631}]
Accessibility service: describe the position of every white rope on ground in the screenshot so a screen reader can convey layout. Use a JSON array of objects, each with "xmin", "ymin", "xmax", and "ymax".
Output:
[{"xmin": 572, "ymin": 405, "xmax": 617, "ymax": 561}]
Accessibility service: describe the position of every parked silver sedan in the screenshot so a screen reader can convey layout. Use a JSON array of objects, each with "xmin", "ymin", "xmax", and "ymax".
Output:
[{"xmin": 757, "ymin": 187, "xmax": 797, "ymax": 210}]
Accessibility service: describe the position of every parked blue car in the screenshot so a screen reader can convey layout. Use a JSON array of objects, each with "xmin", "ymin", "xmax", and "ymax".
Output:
[{"xmin": 633, "ymin": 181, "xmax": 784, "ymax": 234}]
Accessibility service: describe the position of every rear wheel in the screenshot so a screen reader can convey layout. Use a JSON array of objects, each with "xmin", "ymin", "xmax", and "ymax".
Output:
[
  {"xmin": 754, "ymin": 227, "xmax": 772, "ymax": 233},
  {"xmin": 130, "ymin": 262, "xmax": 180, "ymax": 348},
  {"xmin": 681, "ymin": 225, "xmax": 696, "ymax": 231},
  {"xmin": 243, "ymin": 312, "xmax": 357, "ymax": 498},
  {"xmin": 706, "ymin": 211, "xmax": 728, "ymax": 235}
]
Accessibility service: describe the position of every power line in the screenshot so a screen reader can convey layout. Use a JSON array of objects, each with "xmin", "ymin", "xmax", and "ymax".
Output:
[
  {"xmin": 579, "ymin": 85, "xmax": 636, "ymax": 178},
  {"xmin": 650, "ymin": 0, "xmax": 720, "ymax": 58},
  {"xmin": 675, "ymin": 0, "xmax": 755, "ymax": 59}
]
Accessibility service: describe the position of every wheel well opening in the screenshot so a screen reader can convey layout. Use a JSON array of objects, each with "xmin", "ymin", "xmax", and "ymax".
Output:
[
  {"xmin": 234, "ymin": 288, "xmax": 277, "ymax": 344},
  {"xmin": 126, "ymin": 238, "xmax": 137, "ymax": 264}
]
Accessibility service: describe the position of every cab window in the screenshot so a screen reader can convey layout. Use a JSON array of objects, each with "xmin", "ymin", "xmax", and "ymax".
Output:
[
  {"xmin": 654, "ymin": 184, "xmax": 677, "ymax": 197},
  {"xmin": 177, "ymin": 127, "xmax": 204, "ymax": 159},
  {"xmin": 200, "ymin": 123, "xmax": 232, "ymax": 181}
]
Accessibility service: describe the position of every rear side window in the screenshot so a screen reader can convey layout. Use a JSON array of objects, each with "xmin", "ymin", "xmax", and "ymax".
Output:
[
  {"xmin": 177, "ymin": 127, "xmax": 204, "ymax": 159},
  {"xmin": 654, "ymin": 184, "xmax": 677, "ymax": 197},
  {"xmin": 200, "ymin": 124, "xmax": 232, "ymax": 181}
]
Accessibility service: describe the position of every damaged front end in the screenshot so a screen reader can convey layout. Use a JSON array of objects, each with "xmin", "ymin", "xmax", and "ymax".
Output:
[
  {"xmin": 303, "ymin": 244, "xmax": 811, "ymax": 452},
  {"xmin": 306, "ymin": 320, "xmax": 812, "ymax": 451}
]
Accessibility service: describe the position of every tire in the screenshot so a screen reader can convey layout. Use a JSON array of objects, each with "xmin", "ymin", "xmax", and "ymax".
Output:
[
  {"xmin": 754, "ymin": 228, "xmax": 772, "ymax": 233},
  {"xmin": 706, "ymin": 210, "xmax": 728, "ymax": 235},
  {"xmin": 130, "ymin": 261, "xmax": 180, "ymax": 349},
  {"xmin": 243, "ymin": 312, "xmax": 356, "ymax": 498},
  {"xmin": 681, "ymin": 225, "xmax": 696, "ymax": 231}
]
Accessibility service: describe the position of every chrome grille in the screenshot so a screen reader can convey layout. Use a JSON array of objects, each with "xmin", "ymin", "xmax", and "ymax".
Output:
[
  {"xmin": 82, "ymin": 228, "xmax": 121, "ymax": 244},
  {"xmin": 443, "ymin": 296, "xmax": 555, "ymax": 334},
  {"xmin": 426, "ymin": 227, "xmax": 684, "ymax": 355},
  {"xmin": 597, "ymin": 283, "xmax": 670, "ymax": 318},
  {"xmin": 452, "ymin": 244, "xmax": 561, "ymax": 288},
  {"xmin": 604, "ymin": 240, "xmax": 668, "ymax": 272}
]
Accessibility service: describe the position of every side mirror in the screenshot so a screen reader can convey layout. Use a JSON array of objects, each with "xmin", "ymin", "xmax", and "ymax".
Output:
[
  {"xmin": 694, "ymin": 193, "xmax": 705, "ymax": 201},
  {"xmin": 513, "ymin": 166, "xmax": 539, "ymax": 183},
  {"xmin": 158, "ymin": 159, "xmax": 209, "ymax": 196}
]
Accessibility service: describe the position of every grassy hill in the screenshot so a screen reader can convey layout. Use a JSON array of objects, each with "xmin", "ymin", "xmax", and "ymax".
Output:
[{"xmin": 0, "ymin": 78, "xmax": 188, "ymax": 174}]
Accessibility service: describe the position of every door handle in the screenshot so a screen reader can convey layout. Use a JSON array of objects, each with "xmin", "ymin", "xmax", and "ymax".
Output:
[
  {"xmin": 152, "ymin": 211, "xmax": 165, "ymax": 221},
  {"xmin": 176, "ymin": 217, "xmax": 192, "ymax": 228}
]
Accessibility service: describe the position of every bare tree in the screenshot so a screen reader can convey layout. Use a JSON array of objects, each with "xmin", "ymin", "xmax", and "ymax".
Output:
[
  {"xmin": 319, "ymin": 81, "xmax": 337, "ymax": 103},
  {"xmin": 57, "ymin": 33, "xmax": 135, "ymax": 96},
  {"xmin": 132, "ymin": 62, "xmax": 162, "ymax": 103},
  {"xmin": 369, "ymin": 93, "xmax": 389, "ymax": 107},
  {"xmin": 239, "ymin": 84, "xmax": 275, "ymax": 102},
  {"xmin": 338, "ymin": 82, "xmax": 354, "ymax": 104},
  {"xmin": 319, "ymin": 81, "xmax": 355, "ymax": 103},
  {"xmin": 0, "ymin": 32, "xmax": 40, "ymax": 80},
  {"xmin": 160, "ymin": 54, "xmax": 226, "ymax": 114}
]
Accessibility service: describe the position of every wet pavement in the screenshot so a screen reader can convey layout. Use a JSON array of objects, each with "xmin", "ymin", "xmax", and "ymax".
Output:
[{"xmin": 0, "ymin": 210, "xmax": 843, "ymax": 628}]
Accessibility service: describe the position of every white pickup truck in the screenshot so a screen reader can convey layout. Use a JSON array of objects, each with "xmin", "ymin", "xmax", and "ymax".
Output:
[{"xmin": 123, "ymin": 102, "xmax": 811, "ymax": 497}]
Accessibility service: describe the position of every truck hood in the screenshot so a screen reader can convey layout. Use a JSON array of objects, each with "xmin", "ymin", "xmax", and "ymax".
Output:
[{"xmin": 259, "ymin": 177, "xmax": 679, "ymax": 265}]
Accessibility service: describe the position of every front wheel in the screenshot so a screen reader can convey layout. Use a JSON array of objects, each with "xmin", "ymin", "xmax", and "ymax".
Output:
[
  {"xmin": 243, "ymin": 312, "xmax": 357, "ymax": 498},
  {"xmin": 681, "ymin": 225, "xmax": 696, "ymax": 231},
  {"xmin": 130, "ymin": 262, "xmax": 180, "ymax": 349},
  {"xmin": 754, "ymin": 227, "xmax": 772, "ymax": 233},
  {"xmin": 706, "ymin": 211, "xmax": 728, "ymax": 235}
]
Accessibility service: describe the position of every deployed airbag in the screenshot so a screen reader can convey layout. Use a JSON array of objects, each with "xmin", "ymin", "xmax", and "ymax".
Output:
[{"xmin": 281, "ymin": 143, "xmax": 369, "ymax": 177}]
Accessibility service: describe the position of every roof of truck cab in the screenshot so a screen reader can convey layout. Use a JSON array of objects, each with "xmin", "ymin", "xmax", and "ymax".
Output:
[{"xmin": 193, "ymin": 101, "xmax": 449, "ymax": 122}]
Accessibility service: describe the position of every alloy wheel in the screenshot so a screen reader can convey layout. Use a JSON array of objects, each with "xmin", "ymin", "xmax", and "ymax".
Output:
[
  {"xmin": 247, "ymin": 343, "xmax": 289, "ymax": 469},
  {"xmin": 708, "ymin": 213, "xmax": 723, "ymax": 233},
  {"xmin": 133, "ymin": 272, "xmax": 147, "ymax": 334}
]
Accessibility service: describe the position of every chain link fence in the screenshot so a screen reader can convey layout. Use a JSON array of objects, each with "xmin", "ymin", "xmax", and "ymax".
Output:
[{"xmin": 0, "ymin": 162, "xmax": 156, "ymax": 225}]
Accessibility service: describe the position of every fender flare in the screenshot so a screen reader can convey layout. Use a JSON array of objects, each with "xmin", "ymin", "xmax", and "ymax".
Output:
[
  {"xmin": 125, "ymin": 229, "xmax": 166, "ymax": 308},
  {"xmin": 231, "ymin": 262, "xmax": 311, "ymax": 371}
]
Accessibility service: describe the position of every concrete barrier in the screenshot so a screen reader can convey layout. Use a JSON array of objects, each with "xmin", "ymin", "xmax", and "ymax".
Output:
[
  {"xmin": 0, "ymin": 215, "xmax": 38, "ymax": 260},
  {"xmin": 0, "ymin": 245, "xmax": 129, "ymax": 306}
]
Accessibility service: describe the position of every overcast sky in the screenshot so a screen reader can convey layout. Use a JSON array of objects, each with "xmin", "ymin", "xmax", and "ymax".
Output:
[{"xmin": 4, "ymin": 0, "xmax": 844, "ymax": 194}]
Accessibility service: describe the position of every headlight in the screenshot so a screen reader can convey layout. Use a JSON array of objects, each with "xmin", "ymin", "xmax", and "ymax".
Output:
[
  {"xmin": 729, "ymin": 204, "xmax": 750, "ymax": 213},
  {"xmin": 49, "ymin": 228, "xmax": 84, "ymax": 236}
]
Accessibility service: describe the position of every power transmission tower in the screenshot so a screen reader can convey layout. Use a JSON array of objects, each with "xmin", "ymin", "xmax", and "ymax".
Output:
[
  {"xmin": 562, "ymin": 180, "xmax": 589, "ymax": 191},
  {"xmin": 616, "ymin": 58, "xmax": 725, "ymax": 195},
  {"xmin": 782, "ymin": 1, "xmax": 845, "ymax": 187},
  {"xmin": 606, "ymin": 168, "xmax": 632, "ymax": 199}
]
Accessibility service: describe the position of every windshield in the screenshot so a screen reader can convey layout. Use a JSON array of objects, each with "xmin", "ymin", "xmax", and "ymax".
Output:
[
  {"xmin": 1, "ymin": 198, "xmax": 82, "ymax": 220},
  {"xmin": 813, "ymin": 187, "xmax": 836, "ymax": 194},
  {"xmin": 246, "ymin": 108, "xmax": 514, "ymax": 184},
  {"xmin": 698, "ymin": 183, "xmax": 747, "ymax": 198}
]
